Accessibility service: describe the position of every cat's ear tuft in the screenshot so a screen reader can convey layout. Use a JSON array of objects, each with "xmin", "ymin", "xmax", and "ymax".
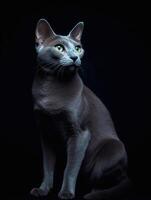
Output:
[
  {"xmin": 68, "ymin": 22, "xmax": 84, "ymax": 42},
  {"xmin": 35, "ymin": 19, "xmax": 56, "ymax": 45}
]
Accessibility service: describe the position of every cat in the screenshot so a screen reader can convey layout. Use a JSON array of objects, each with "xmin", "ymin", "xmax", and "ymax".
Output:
[{"xmin": 30, "ymin": 19, "xmax": 131, "ymax": 199}]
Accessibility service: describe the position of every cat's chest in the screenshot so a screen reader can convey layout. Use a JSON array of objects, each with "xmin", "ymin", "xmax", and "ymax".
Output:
[
  {"xmin": 35, "ymin": 110, "xmax": 71, "ymax": 145},
  {"xmin": 32, "ymin": 74, "xmax": 83, "ymax": 114}
]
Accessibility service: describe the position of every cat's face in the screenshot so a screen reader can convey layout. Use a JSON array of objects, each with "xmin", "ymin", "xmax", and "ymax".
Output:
[{"xmin": 35, "ymin": 19, "xmax": 84, "ymax": 78}]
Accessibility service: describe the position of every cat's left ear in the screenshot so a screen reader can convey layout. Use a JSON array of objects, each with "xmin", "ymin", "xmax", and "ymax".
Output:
[
  {"xmin": 68, "ymin": 22, "xmax": 84, "ymax": 42},
  {"xmin": 35, "ymin": 19, "xmax": 56, "ymax": 45}
]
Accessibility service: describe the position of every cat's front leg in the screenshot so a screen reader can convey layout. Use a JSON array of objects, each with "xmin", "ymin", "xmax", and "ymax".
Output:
[
  {"xmin": 58, "ymin": 129, "xmax": 91, "ymax": 199},
  {"xmin": 30, "ymin": 137, "xmax": 56, "ymax": 197}
]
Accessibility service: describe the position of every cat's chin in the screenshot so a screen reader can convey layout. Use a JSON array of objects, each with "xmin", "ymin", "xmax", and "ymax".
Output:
[
  {"xmin": 54, "ymin": 65, "xmax": 79, "ymax": 81},
  {"xmin": 67, "ymin": 64, "xmax": 80, "ymax": 71},
  {"xmin": 64, "ymin": 66, "xmax": 79, "ymax": 78}
]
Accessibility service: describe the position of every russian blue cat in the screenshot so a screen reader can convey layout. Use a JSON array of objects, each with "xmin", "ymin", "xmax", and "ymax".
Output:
[{"xmin": 30, "ymin": 19, "xmax": 130, "ymax": 199}]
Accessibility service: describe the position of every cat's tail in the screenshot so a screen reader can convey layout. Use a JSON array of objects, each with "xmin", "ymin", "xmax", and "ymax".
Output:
[{"xmin": 84, "ymin": 176, "xmax": 133, "ymax": 199}]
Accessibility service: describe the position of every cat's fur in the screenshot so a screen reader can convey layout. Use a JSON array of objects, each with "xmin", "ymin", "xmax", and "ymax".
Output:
[{"xmin": 30, "ymin": 19, "xmax": 130, "ymax": 199}]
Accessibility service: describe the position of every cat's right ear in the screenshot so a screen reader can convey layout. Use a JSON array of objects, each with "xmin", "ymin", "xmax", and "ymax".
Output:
[
  {"xmin": 68, "ymin": 22, "xmax": 84, "ymax": 42},
  {"xmin": 35, "ymin": 19, "xmax": 56, "ymax": 46}
]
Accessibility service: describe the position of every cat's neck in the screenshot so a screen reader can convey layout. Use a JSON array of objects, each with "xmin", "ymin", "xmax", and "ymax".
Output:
[
  {"xmin": 34, "ymin": 69, "xmax": 83, "ymax": 93},
  {"xmin": 35, "ymin": 67, "xmax": 81, "ymax": 84},
  {"xmin": 32, "ymin": 68, "xmax": 84, "ymax": 112}
]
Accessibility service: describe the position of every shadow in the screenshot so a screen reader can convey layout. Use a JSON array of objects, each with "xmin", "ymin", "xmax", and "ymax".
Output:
[{"xmin": 4, "ymin": 189, "xmax": 151, "ymax": 200}]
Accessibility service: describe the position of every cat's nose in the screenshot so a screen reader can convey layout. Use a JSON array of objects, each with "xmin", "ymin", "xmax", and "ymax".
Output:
[{"xmin": 70, "ymin": 56, "xmax": 78, "ymax": 62}]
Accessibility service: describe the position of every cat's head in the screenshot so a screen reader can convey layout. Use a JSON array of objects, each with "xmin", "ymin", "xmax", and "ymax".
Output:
[{"xmin": 35, "ymin": 19, "xmax": 84, "ymax": 79}]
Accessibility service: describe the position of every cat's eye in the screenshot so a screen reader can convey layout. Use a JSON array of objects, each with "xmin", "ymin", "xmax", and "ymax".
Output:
[
  {"xmin": 75, "ymin": 45, "xmax": 82, "ymax": 53},
  {"xmin": 55, "ymin": 44, "xmax": 64, "ymax": 52}
]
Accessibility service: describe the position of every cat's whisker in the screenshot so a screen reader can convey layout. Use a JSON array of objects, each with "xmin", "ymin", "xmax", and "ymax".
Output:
[
  {"xmin": 61, "ymin": 66, "xmax": 65, "ymax": 80},
  {"xmin": 38, "ymin": 62, "xmax": 51, "ymax": 68},
  {"xmin": 37, "ymin": 62, "xmax": 61, "ymax": 74},
  {"xmin": 57, "ymin": 66, "xmax": 64, "ymax": 79},
  {"xmin": 57, "ymin": 68, "xmax": 60, "ymax": 79},
  {"xmin": 43, "ymin": 63, "xmax": 54, "ymax": 69},
  {"xmin": 56, "ymin": 65, "xmax": 61, "ymax": 79},
  {"xmin": 54, "ymin": 64, "xmax": 61, "ymax": 71},
  {"xmin": 54, "ymin": 64, "xmax": 61, "ymax": 75},
  {"xmin": 37, "ymin": 65, "xmax": 44, "ymax": 73}
]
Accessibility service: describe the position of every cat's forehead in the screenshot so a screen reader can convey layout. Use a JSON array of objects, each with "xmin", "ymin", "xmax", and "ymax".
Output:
[{"xmin": 45, "ymin": 35, "xmax": 81, "ymax": 47}]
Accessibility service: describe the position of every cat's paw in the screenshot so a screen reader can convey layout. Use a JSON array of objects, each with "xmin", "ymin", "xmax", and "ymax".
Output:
[
  {"xmin": 58, "ymin": 190, "xmax": 75, "ymax": 199},
  {"xmin": 30, "ymin": 187, "xmax": 49, "ymax": 197}
]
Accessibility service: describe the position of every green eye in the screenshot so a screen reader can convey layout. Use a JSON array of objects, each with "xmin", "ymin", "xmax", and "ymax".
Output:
[
  {"xmin": 75, "ymin": 45, "xmax": 82, "ymax": 53},
  {"xmin": 55, "ymin": 44, "xmax": 64, "ymax": 52}
]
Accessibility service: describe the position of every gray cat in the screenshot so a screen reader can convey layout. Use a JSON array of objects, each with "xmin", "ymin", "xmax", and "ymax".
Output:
[{"xmin": 30, "ymin": 19, "xmax": 130, "ymax": 199}]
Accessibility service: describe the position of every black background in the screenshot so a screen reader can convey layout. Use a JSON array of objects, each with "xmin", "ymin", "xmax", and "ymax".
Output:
[{"xmin": 0, "ymin": 2, "xmax": 151, "ymax": 200}]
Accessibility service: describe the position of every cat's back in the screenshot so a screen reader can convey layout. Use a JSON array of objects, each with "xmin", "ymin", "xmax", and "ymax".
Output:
[{"xmin": 83, "ymin": 85, "xmax": 118, "ymax": 139}]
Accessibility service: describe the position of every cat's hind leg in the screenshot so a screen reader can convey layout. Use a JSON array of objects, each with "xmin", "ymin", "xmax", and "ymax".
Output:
[
  {"xmin": 30, "ymin": 137, "xmax": 56, "ymax": 197},
  {"xmin": 83, "ymin": 138, "xmax": 128, "ymax": 199},
  {"xmin": 84, "ymin": 176, "xmax": 131, "ymax": 199}
]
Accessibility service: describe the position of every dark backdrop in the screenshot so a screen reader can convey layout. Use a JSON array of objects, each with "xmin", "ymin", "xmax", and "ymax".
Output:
[{"xmin": 0, "ymin": 2, "xmax": 151, "ymax": 200}]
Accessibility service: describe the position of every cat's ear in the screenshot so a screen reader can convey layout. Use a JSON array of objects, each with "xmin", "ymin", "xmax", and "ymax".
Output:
[
  {"xmin": 68, "ymin": 22, "xmax": 84, "ymax": 42},
  {"xmin": 35, "ymin": 19, "xmax": 56, "ymax": 45}
]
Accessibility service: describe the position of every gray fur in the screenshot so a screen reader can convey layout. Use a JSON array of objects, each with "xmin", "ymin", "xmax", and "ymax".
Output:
[{"xmin": 30, "ymin": 19, "xmax": 130, "ymax": 199}]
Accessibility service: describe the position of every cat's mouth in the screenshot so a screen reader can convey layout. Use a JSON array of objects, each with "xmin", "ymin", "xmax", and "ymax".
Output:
[
  {"xmin": 54, "ymin": 64, "xmax": 79, "ymax": 80},
  {"xmin": 66, "ymin": 64, "xmax": 80, "ymax": 71}
]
